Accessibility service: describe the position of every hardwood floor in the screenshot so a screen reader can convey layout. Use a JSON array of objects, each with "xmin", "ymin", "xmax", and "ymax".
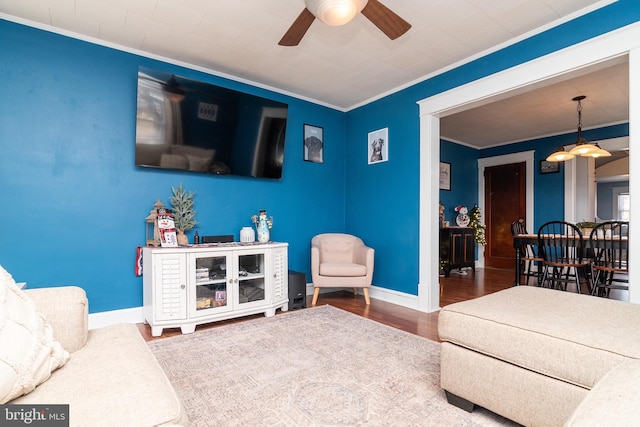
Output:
[{"xmin": 137, "ymin": 267, "xmax": 515, "ymax": 342}]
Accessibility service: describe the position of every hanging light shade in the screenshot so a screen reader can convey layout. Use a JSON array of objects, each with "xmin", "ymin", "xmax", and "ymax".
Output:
[
  {"xmin": 587, "ymin": 143, "xmax": 612, "ymax": 158},
  {"xmin": 546, "ymin": 95, "xmax": 610, "ymax": 162},
  {"xmin": 546, "ymin": 147, "xmax": 575, "ymax": 162}
]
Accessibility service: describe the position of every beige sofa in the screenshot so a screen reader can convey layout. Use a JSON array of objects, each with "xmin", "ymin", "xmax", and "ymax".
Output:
[
  {"xmin": 438, "ymin": 286, "xmax": 640, "ymax": 427},
  {"xmin": 10, "ymin": 286, "xmax": 188, "ymax": 427}
]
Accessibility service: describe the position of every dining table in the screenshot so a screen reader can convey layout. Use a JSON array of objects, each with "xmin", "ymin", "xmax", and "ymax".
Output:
[{"xmin": 512, "ymin": 233, "xmax": 628, "ymax": 286}]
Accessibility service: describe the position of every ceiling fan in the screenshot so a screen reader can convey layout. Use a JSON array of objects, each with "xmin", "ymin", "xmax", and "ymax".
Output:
[{"xmin": 279, "ymin": 0, "xmax": 411, "ymax": 46}]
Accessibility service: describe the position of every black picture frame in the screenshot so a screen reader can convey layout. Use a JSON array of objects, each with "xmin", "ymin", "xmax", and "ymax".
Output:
[
  {"xmin": 539, "ymin": 160, "xmax": 560, "ymax": 174},
  {"xmin": 439, "ymin": 162, "xmax": 451, "ymax": 190},
  {"xmin": 303, "ymin": 124, "xmax": 324, "ymax": 163}
]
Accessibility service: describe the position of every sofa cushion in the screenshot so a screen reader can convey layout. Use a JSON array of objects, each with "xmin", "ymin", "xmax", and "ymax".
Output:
[
  {"xmin": 0, "ymin": 265, "xmax": 70, "ymax": 404},
  {"xmin": 12, "ymin": 323, "xmax": 188, "ymax": 426},
  {"xmin": 25, "ymin": 287, "xmax": 88, "ymax": 353},
  {"xmin": 439, "ymin": 286, "xmax": 640, "ymax": 390}
]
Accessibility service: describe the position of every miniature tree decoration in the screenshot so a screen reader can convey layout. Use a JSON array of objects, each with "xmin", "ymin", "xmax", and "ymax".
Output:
[
  {"xmin": 169, "ymin": 183, "xmax": 198, "ymax": 232},
  {"xmin": 469, "ymin": 204, "xmax": 486, "ymax": 245}
]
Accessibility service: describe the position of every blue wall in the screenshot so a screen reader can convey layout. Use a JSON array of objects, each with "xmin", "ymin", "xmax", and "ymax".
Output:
[
  {"xmin": 1, "ymin": 0, "xmax": 638, "ymax": 312},
  {"xmin": 0, "ymin": 20, "xmax": 347, "ymax": 313},
  {"xmin": 440, "ymin": 140, "xmax": 479, "ymax": 225}
]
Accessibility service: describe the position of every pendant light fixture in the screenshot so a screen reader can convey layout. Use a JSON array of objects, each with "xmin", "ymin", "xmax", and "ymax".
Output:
[{"xmin": 546, "ymin": 95, "xmax": 610, "ymax": 162}]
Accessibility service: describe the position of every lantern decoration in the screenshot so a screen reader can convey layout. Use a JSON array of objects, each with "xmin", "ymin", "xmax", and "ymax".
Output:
[{"xmin": 146, "ymin": 199, "xmax": 165, "ymax": 247}]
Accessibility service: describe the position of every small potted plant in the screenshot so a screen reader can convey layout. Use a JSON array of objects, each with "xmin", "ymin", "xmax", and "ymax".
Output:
[
  {"xmin": 576, "ymin": 220, "xmax": 599, "ymax": 236},
  {"xmin": 169, "ymin": 183, "xmax": 198, "ymax": 245}
]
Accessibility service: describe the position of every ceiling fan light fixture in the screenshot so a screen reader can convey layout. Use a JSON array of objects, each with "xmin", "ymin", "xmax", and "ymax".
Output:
[{"xmin": 305, "ymin": 0, "xmax": 368, "ymax": 26}]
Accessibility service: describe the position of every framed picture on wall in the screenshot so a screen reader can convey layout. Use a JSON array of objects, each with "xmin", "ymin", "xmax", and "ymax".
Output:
[
  {"xmin": 439, "ymin": 162, "xmax": 451, "ymax": 190},
  {"xmin": 539, "ymin": 160, "xmax": 559, "ymax": 174},
  {"xmin": 303, "ymin": 124, "xmax": 324, "ymax": 163},
  {"xmin": 368, "ymin": 127, "xmax": 388, "ymax": 164}
]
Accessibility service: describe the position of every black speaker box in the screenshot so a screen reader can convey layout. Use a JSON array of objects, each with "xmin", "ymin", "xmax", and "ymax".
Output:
[
  {"xmin": 288, "ymin": 270, "xmax": 306, "ymax": 310},
  {"xmin": 201, "ymin": 234, "xmax": 234, "ymax": 244}
]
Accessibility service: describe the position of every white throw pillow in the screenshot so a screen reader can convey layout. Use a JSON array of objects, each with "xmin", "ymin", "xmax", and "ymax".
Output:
[{"xmin": 0, "ymin": 265, "xmax": 70, "ymax": 403}]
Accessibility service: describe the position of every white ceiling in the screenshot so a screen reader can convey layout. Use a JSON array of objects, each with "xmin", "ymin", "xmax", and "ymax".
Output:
[
  {"xmin": 0, "ymin": 0, "xmax": 628, "ymax": 148},
  {"xmin": 441, "ymin": 58, "xmax": 629, "ymax": 148}
]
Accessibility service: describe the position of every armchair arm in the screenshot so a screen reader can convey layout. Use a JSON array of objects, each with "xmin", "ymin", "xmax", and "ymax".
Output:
[
  {"xmin": 354, "ymin": 244, "xmax": 375, "ymax": 285},
  {"xmin": 353, "ymin": 244, "xmax": 374, "ymax": 267},
  {"xmin": 311, "ymin": 245, "xmax": 321, "ymax": 283},
  {"xmin": 24, "ymin": 286, "xmax": 88, "ymax": 353}
]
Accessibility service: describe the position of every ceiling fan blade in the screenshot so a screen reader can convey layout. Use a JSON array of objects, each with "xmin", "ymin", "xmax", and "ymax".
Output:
[
  {"xmin": 361, "ymin": 0, "xmax": 411, "ymax": 40},
  {"xmin": 278, "ymin": 8, "xmax": 316, "ymax": 46}
]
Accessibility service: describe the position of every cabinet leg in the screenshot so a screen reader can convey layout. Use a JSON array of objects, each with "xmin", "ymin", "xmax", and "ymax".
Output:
[
  {"xmin": 151, "ymin": 326, "xmax": 164, "ymax": 337},
  {"xmin": 265, "ymin": 308, "xmax": 276, "ymax": 317},
  {"xmin": 180, "ymin": 324, "xmax": 196, "ymax": 334}
]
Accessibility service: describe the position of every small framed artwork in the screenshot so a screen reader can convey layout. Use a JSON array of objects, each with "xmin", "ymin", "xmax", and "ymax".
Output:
[
  {"xmin": 368, "ymin": 127, "xmax": 388, "ymax": 164},
  {"xmin": 539, "ymin": 160, "xmax": 560, "ymax": 174},
  {"xmin": 303, "ymin": 124, "xmax": 324, "ymax": 163},
  {"xmin": 439, "ymin": 162, "xmax": 451, "ymax": 190}
]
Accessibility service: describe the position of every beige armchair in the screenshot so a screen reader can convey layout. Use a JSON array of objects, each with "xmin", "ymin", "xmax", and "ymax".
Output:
[{"xmin": 311, "ymin": 233, "xmax": 374, "ymax": 306}]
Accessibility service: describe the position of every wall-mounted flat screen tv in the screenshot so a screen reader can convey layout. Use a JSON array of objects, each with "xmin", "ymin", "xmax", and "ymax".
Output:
[{"xmin": 135, "ymin": 66, "xmax": 288, "ymax": 179}]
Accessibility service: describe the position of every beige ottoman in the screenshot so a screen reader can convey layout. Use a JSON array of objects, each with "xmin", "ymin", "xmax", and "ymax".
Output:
[{"xmin": 438, "ymin": 286, "xmax": 640, "ymax": 427}]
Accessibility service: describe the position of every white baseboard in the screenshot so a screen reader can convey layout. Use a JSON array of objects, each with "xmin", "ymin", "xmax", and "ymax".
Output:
[
  {"xmin": 91, "ymin": 285, "xmax": 422, "ymax": 329},
  {"xmin": 88, "ymin": 307, "xmax": 144, "ymax": 330},
  {"xmin": 305, "ymin": 283, "xmax": 420, "ymax": 311},
  {"xmin": 365, "ymin": 286, "xmax": 419, "ymax": 310}
]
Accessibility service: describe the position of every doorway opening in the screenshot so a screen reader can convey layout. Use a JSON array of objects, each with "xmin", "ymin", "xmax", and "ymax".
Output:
[{"xmin": 417, "ymin": 24, "xmax": 639, "ymax": 312}]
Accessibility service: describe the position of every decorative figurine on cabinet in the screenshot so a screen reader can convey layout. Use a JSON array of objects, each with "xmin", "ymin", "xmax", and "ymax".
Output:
[
  {"xmin": 455, "ymin": 205, "xmax": 470, "ymax": 227},
  {"xmin": 251, "ymin": 210, "xmax": 273, "ymax": 243}
]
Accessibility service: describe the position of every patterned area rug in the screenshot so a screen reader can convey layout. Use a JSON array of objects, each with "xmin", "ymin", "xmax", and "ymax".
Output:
[{"xmin": 148, "ymin": 305, "xmax": 517, "ymax": 426}]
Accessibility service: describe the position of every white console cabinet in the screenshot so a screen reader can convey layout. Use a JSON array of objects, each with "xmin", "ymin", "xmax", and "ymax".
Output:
[{"xmin": 143, "ymin": 242, "xmax": 288, "ymax": 336}]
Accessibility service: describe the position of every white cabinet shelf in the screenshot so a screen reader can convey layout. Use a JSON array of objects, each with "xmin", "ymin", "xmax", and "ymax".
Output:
[{"xmin": 143, "ymin": 242, "xmax": 288, "ymax": 336}]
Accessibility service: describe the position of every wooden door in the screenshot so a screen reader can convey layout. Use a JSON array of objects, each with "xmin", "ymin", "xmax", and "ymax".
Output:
[{"xmin": 484, "ymin": 162, "xmax": 526, "ymax": 268}]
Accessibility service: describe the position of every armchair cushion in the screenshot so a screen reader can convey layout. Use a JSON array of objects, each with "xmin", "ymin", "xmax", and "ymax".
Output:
[
  {"xmin": 320, "ymin": 263, "xmax": 367, "ymax": 277},
  {"xmin": 0, "ymin": 265, "xmax": 70, "ymax": 404}
]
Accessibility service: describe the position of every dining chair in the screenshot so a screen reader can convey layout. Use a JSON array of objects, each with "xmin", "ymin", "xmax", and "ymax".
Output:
[
  {"xmin": 537, "ymin": 221, "xmax": 592, "ymax": 293},
  {"xmin": 589, "ymin": 221, "xmax": 629, "ymax": 298},
  {"xmin": 510, "ymin": 219, "xmax": 543, "ymax": 286}
]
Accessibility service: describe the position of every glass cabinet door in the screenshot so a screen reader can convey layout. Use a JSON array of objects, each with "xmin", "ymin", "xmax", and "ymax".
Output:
[
  {"xmin": 236, "ymin": 251, "xmax": 267, "ymax": 308},
  {"xmin": 189, "ymin": 253, "xmax": 232, "ymax": 317}
]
